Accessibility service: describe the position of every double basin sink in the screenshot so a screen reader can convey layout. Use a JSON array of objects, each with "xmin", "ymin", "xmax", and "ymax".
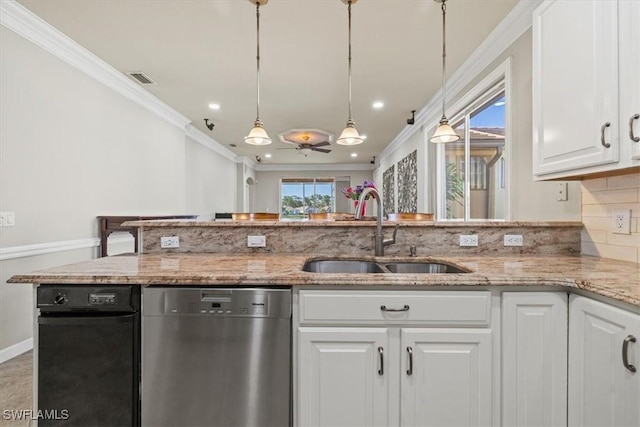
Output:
[{"xmin": 302, "ymin": 259, "xmax": 469, "ymax": 274}]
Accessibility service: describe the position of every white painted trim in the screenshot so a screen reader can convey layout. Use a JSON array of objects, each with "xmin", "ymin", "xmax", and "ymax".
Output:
[
  {"xmin": 378, "ymin": 0, "xmax": 542, "ymax": 161},
  {"xmin": 185, "ymin": 124, "xmax": 239, "ymax": 162},
  {"xmin": 0, "ymin": 235, "xmax": 132, "ymax": 261},
  {"xmin": 253, "ymin": 163, "xmax": 375, "ymax": 172},
  {"xmin": 0, "ymin": 0, "xmax": 190, "ymax": 130},
  {"xmin": 0, "ymin": 337, "xmax": 33, "ymax": 364}
]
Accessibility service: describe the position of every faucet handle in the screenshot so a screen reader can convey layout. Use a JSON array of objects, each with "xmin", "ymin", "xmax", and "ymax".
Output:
[{"xmin": 383, "ymin": 224, "xmax": 399, "ymax": 247}]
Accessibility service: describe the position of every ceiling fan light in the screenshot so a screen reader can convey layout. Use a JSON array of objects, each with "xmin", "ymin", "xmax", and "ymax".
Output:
[
  {"xmin": 336, "ymin": 122, "xmax": 364, "ymax": 146},
  {"xmin": 244, "ymin": 122, "xmax": 272, "ymax": 145},
  {"xmin": 429, "ymin": 118, "xmax": 460, "ymax": 144}
]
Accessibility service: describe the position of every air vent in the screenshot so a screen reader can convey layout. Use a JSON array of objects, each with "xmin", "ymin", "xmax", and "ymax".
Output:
[{"xmin": 126, "ymin": 72, "xmax": 156, "ymax": 85}]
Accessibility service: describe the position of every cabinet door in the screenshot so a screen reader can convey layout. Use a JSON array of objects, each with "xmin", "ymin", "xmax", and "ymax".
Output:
[
  {"xmin": 620, "ymin": 0, "xmax": 640, "ymax": 160},
  {"xmin": 569, "ymin": 295, "xmax": 640, "ymax": 427},
  {"xmin": 533, "ymin": 0, "xmax": 619, "ymax": 176},
  {"xmin": 400, "ymin": 329, "xmax": 493, "ymax": 427},
  {"xmin": 502, "ymin": 292, "xmax": 568, "ymax": 427},
  {"xmin": 298, "ymin": 327, "xmax": 389, "ymax": 427}
]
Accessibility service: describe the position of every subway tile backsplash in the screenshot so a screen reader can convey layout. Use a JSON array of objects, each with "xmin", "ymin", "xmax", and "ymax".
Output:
[{"xmin": 581, "ymin": 172, "xmax": 640, "ymax": 263}]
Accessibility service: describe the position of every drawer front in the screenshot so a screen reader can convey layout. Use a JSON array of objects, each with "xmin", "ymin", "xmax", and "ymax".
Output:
[{"xmin": 299, "ymin": 290, "xmax": 492, "ymax": 326}]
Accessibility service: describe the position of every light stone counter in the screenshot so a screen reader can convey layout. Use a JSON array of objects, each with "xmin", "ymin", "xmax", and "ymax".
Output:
[{"xmin": 8, "ymin": 254, "xmax": 640, "ymax": 310}]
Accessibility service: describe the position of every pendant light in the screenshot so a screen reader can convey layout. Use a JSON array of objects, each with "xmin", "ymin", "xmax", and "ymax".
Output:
[
  {"xmin": 429, "ymin": 0, "xmax": 460, "ymax": 144},
  {"xmin": 337, "ymin": 0, "xmax": 364, "ymax": 146},
  {"xmin": 245, "ymin": 0, "xmax": 272, "ymax": 146}
]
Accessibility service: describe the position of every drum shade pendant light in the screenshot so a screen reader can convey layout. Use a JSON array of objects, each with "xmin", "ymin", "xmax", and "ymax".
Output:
[
  {"xmin": 245, "ymin": 0, "xmax": 272, "ymax": 145},
  {"xmin": 429, "ymin": 0, "xmax": 460, "ymax": 144},
  {"xmin": 337, "ymin": 0, "xmax": 364, "ymax": 146}
]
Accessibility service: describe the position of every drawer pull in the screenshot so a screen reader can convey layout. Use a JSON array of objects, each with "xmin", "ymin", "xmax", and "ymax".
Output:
[
  {"xmin": 378, "ymin": 346, "xmax": 384, "ymax": 376},
  {"xmin": 601, "ymin": 122, "xmax": 611, "ymax": 148},
  {"xmin": 407, "ymin": 346, "xmax": 413, "ymax": 376},
  {"xmin": 622, "ymin": 335, "xmax": 637, "ymax": 373},
  {"xmin": 380, "ymin": 304, "xmax": 410, "ymax": 312},
  {"xmin": 630, "ymin": 114, "xmax": 640, "ymax": 143}
]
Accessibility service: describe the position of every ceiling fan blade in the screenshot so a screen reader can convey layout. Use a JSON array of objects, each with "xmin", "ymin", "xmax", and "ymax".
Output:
[
  {"xmin": 311, "ymin": 147, "xmax": 332, "ymax": 153},
  {"xmin": 312, "ymin": 141, "xmax": 331, "ymax": 148}
]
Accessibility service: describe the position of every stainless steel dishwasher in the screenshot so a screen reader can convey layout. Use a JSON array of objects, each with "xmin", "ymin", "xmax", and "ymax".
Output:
[{"xmin": 141, "ymin": 287, "xmax": 291, "ymax": 427}]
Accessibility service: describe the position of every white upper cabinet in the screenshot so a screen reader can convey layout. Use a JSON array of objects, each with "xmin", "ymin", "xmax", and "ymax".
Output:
[
  {"xmin": 533, "ymin": 0, "xmax": 640, "ymax": 179},
  {"xmin": 620, "ymin": 0, "xmax": 640, "ymax": 160}
]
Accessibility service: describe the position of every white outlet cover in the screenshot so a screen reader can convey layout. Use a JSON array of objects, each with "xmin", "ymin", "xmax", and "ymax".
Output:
[
  {"xmin": 247, "ymin": 235, "xmax": 266, "ymax": 247},
  {"xmin": 504, "ymin": 234, "xmax": 523, "ymax": 246},
  {"xmin": 160, "ymin": 236, "xmax": 180, "ymax": 248},
  {"xmin": 459, "ymin": 235, "xmax": 478, "ymax": 247},
  {"xmin": 612, "ymin": 209, "xmax": 632, "ymax": 235}
]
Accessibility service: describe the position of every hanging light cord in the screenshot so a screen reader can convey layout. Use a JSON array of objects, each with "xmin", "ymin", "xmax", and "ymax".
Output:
[
  {"xmin": 440, "ymin": 0, "xmax": 447, "ymax": 121},
  {"xmin": 255, "ymin": 1, "xmax": 261, "ymax": 123},
  {"xmin": 347, "ymin": 0, "xmax": 354, "ymax": 123}
]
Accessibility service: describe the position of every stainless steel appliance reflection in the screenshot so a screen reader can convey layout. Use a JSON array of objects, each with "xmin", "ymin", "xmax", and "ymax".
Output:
[{"xmin": 142, "ymin": 287, "xmax": 291, "ymax": 427}]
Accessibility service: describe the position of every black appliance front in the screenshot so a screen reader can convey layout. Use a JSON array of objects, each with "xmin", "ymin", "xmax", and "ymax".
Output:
[{"xmin": 37, "ymin": 285, "xmax": 140, "ymax": 426}]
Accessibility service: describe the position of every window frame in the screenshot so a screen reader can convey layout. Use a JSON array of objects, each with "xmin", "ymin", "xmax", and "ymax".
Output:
[
  {"xmin": 435, "ymin": 58, "xmax": 512, "ymax": 221},
  {"xmin": 278, "ymin": 177, "xmax": 336, "ymax": 220}
]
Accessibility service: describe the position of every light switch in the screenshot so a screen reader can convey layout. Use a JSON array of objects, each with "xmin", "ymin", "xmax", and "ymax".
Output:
[{"xmin": 247, "ymin": 235, "xmax": 266, "ymax": 247}]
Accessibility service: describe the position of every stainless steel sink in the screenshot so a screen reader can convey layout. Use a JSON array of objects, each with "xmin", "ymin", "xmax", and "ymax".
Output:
[
  {"xmin": 302, "ymin": 259, "xmax": 469, "ymax": 274},
  {"xmin": 384, "ymin": 262, "xmax": 468, "ymax": 274},
  {"xmin": 302, "ymin": 260, "xmax": 385, "ymax": 273}
]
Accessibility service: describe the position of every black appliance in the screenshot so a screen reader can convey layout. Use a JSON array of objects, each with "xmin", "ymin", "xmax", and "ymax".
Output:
[{"xmin": 36, "ymin": 285, "xmax": 140, "ymax": 426}]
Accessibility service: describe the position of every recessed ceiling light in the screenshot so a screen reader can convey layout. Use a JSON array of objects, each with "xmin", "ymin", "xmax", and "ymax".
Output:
[
  {"xmin": 264, "ymin": 153, "xmax": 272, "ymax": 158},
  {"xmin": 350, "ymin": 153, "xmax": 358, "ymax": 158},
  {"xmin": 208, "ymin": 103, "xmax": 221, "ymax": 110},
  {"xmin": 372, "ymin": 101, "xmax": 384, "ymax": 109}
]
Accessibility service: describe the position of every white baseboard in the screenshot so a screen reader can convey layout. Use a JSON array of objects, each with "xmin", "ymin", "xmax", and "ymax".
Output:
[{"xmin": 0, "ymin": 337, "xmax": 33, "ymax": 364}]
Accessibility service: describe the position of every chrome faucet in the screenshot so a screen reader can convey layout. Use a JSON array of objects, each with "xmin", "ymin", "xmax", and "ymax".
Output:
[{"xmin": 354, "ymin": 187, "xmax": 398, "ymax": 256}]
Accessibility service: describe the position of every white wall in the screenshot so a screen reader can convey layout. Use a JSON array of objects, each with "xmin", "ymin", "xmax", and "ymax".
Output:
[
  {"xmin": 0, "ymin": 25, "xmax": 238, "ymax": 357},
  {"xmin": 255, "ymin": 169, "xmax": 374, "ymax": 215}
]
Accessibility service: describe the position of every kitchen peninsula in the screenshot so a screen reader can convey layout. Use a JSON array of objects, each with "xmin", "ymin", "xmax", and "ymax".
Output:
[{"xmin": 8, "ymin": 219, "xmax": 640, "ymax": 427}]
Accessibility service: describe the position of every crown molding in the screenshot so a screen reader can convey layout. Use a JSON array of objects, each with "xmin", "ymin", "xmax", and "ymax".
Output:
[
  {"xmin": 253, "ymin": 163, "xmax": 375, "ymax": 172},
  {"xmin": 184, "ymin": 124, "xmax": 239, "ymax": 162},
  {"xmin": 0, "ymin": 0, "xmax": 190, "ymax": 130},
  {"xmin": 378, "ymin": 0, "xmax": 543, "ymax": 161}
]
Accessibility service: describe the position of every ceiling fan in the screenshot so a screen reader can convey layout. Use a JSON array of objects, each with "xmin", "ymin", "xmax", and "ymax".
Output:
[{"xmin": 277, "ymin": 136, "xmax": 332, "ymax": 154}]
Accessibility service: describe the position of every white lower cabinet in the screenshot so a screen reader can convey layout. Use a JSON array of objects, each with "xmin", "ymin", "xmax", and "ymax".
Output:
[
  {"xmin": 501, "ymin": 292, "xmax": 568, "ymax": 426},
  {"xmin": 568, "ymin": 295, "xmax": 640, "ymax": 427},
  {"xmin": 296, "ymin": 290, "xmax": 495, "ymax": 427},
  {"xmin": 298, "ymin": 327, "xmax": 389, "ymax": 427},
  {"xmin": 401, "ymin": 329, "xmax": 493, "ymax": 427}
]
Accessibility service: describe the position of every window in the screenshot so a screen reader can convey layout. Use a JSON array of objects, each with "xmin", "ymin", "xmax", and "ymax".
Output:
[
  {"xmin": 280, "ymin": 178, "xmax": 335, "ymax": 220},
  {"xmin": 438, "ymin": 78, "xmax": 508, "ymax": 221}
]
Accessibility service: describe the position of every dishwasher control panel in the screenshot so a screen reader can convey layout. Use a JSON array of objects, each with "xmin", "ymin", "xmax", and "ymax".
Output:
[{"xmin": 143, "ymin": 288, "xmax": 291, "ymax": 319}]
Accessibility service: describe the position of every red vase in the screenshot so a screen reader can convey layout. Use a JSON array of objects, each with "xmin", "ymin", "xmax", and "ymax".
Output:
[{"xmin": 354, "ymin": 200, "xmax": 367, "ymax": 214}]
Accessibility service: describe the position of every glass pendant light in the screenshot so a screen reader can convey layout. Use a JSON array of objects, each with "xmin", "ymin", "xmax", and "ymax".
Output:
[
  {"xmin": 337, "ymin": 0, "xmax": 364, "ymax": 146},
  {"xmin": 245, "ymin": 0, "xmax": 272, "ymax": 146},
  {"xmin": 429, "ymin": 0, "xmax": 460, "ymax": 144}
]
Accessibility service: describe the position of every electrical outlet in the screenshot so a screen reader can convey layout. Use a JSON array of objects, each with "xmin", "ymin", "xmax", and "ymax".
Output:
[
  {"xmin": 459, "ymin": 235, "xmax": 478, "ymax": 247},
  {"xmin": 247, "ymin": 235, "xmax": 266, "ymax": 248},
  {"xmin": 612, "ymin": 210, "xmax": 631, "ymax": 235},
  {"xmin": 0, "ymin": 211, "xmax": 15, "ymax": 227},
  {"xmin": 556, "ymin": 182, "xmax": 568, "ymax": 201},
  {"xmin": 160, "ymin": 236, "xmax": 180, "ymax": 248},
  {"xmin": 504, "ymin": 234, "xmax": 523, "ymax": 246}
]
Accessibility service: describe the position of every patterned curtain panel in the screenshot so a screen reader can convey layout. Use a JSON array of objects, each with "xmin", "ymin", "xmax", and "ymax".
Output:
[
  {"xmin": 382, "ymin": 165, "xmax": 395, "ymax": 215},
  {"xmin": 397, "ymin": 150, "xmax": 418, "ymax": 213}
]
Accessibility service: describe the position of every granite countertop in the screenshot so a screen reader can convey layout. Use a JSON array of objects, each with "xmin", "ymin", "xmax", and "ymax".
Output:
[
  {"xmin": 123, "ymin": 219, "xmax": 584, "ymax": 228},
  {"xmin": 7, "ymin": 253, "xmax": 640, "ymax": 309}
]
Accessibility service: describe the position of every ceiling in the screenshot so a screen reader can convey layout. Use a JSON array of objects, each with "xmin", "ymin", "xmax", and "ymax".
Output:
[{"xmin": 17, "ymin": 0, "xmax": 518, "ymax": 166}]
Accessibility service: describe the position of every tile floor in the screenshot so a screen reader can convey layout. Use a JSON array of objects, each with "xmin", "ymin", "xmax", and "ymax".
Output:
[{"xmin": 0, "ymin": 351, "xmax": 32, "ymax": 427}]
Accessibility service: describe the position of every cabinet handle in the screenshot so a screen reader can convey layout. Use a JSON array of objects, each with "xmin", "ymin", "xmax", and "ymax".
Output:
[
  {"xmin": 601, "ymin": 122, "xmax": 611, "ymax": 148},
  {"xmin": 630, "ymin": 114, "xmax": 640, "ymax": 143},
  {"xmin": 380, "ymin": 304, "xmax": 410, "ymax": 312},
  {"xmin": 622, "ymin": 335, "xmax": 637, "ymax": 373},
  {"xmin": 406, "ymin": 346, "xmax": 413, "ymax": 376},
  {"xmin": 378, "ymin": 346, "xmax": 384, "ymax": 376}
]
